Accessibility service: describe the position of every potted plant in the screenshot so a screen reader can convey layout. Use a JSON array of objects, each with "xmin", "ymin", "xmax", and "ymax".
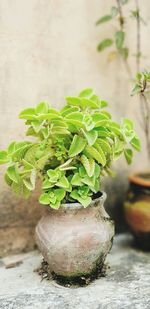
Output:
[
  {"xmin": 96, "ymin": 1, "xmax": 150, "ymax": 250},
  {"xmin": 0, "ymin": 88, "xmax": 140, "ymax": 282},
  {"xmin": 124, "ymin": 72, "xmax": 150, "ymax": 250}
]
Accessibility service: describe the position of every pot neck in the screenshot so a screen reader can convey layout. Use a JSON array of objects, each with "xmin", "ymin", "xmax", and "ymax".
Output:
[{"xmin": 46, "ymin": 191, "xmax": 107, "ymax": 213}]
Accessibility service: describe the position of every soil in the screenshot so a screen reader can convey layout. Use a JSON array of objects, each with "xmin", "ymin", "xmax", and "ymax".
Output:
[{"xmin": 36, "ymin": 259, "xmax": 109, "ymax": 287}]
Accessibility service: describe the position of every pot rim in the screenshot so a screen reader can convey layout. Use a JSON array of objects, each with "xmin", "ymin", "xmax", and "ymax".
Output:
[
  {"xmin": 59, "ymin": 191, "xmax": 107, "ymax": 210},
  {"xmin": 129, "ymin": 172, "xmax": 150, "ymax": 188}
]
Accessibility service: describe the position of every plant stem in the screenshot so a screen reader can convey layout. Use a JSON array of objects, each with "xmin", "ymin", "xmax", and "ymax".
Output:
[
  {"xmin": 135, "ymin": 0, "xmax": 141, "ymax": 72},
  {"xmin": 116, "ymin": 0, "xmax": 124, "ymax": 31},
  {"xmin": 116, "ymin": 0, "xmax": 132, "ymax": 79},
  {"xmin": 134, "ymin": 1, "xmax": 150, "ymax": 160},
  {"xmin": 140, "ymin": 80, "xmax": 150, "ymax": 160}
]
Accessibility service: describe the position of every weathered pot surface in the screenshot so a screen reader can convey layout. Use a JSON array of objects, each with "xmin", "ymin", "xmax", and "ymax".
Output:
[
  {"xmin": 124, "ymin": 172, "xmax": 150, "ymax": 250},
  {"xmin": 35, "ymin": 191, "xmax": 114, "ymax": 279}
]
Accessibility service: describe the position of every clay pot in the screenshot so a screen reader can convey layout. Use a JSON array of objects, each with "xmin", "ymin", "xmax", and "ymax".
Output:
[
  {"xmin": 35, "ymin": 192, "xmax": 114, "ymax": 279},
  {"xmin": 124, "ymin": 172, "xmax": 150, "ymax": 250}
]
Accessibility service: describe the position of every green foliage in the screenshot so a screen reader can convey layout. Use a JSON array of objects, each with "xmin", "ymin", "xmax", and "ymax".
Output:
[
  {"xmin": 96, "ymin": 1, "xmax": 132, "ymax": 60},
  {"xmin": 97, "ymin": 39, "xmax": 113, "ymax": 52},
  {"xmin": 0, "ymin": 89, "xmax": 140, "ymax": 209}
]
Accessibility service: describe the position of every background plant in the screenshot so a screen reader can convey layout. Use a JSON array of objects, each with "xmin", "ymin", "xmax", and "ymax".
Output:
[
  {"xmin": 0, "ymin": 89, "xmax": 140, "ymax": 209},
  {"xmin": 96, "ymin": 0, "xmax": 150, "ymax": 161}
]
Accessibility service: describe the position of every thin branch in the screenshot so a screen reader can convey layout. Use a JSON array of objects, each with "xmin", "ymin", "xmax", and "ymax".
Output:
[
  {"xmin": 140, "ymin": 79, "xmax": 150, "ymax": 160},
  {"xmin": 116, "ymin": 0, "xmax": 124, "ymax": 31},
  {"xmin": 116, "ymin": 0, "xmax": 132, "ymax": 79},
  {"xmin": 135, "ymin": 0, "xmax": 141, "ymax": 72}
]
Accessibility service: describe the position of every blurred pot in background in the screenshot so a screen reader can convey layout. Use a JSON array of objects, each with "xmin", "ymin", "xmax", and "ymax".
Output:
[{"xmin": 124, "ymin": 172, "xmax": 150, "ymax": 251}]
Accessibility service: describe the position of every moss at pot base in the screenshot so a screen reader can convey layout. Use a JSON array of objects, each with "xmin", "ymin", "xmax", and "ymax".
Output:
[
  {"xmin": 38, "ymin": 259, "xmax": 108, "ymax": 287},
  {"xmin": 133, "ymin": 231, "xmax": 150, "ymax": 251}
]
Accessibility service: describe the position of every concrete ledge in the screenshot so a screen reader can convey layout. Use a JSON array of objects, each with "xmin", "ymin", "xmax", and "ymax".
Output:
[{"xmin": 0, "ymin": 234, "xmax": 150, "ymax": 309}]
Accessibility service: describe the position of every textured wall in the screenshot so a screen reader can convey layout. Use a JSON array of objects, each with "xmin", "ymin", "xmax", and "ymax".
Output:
[{"xmin": 0, "ymin": 0, "xmax": 149, "ymax": 256}]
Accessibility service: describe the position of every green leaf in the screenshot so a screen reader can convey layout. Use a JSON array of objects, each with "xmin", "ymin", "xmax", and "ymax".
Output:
[
  {"xmin": 77, "ymin": 196, "xmax": 92, "ymax": 208},
  {"xmin": 122, "ymin": 118, "xmax": 134, "ymax": 130},
  {"xmin": 81, "ymin": 155, "xmax": 95, "ymax": 177},
  {"xmin": 35, "ymin": 102, "xmax": 49, "ymax": 115},
  {"xmin": 39, "ymin": 193, "xmax": 50, "ymax": 205},
  {"xmin": 47, "ymin": 169, "xmax": 60, "ymax": 182},
  {"xmin": 19, "ymin": 108, "xmax": 36, "ymax": 120},
  {"xmin": 22, "ymin": 185, "xmax": 31, "ymax": 199},
  {"xmin": 111, "ymin": 6, "xmax": 118, "ymax": 18},
  {"xmin": 26, "ymin": 127, "xmax": 38, "ymax": 137},
  {"xmin": 70, "ymin": 190, "xmax": 91, "ymax": 207},
  {"xmin": 5, "ymin": 173, "xmax": 13, "ymax": 186},
  {"xmin": 92, "ymin": 112, "xmax": 109, "ymax": 123},
  {"xmin": 130, "ymin": 136, "xmax": 141, "ymax": 151},
  {"xmin": 69, "ymin": 135, "xmax": 86, "ymax": 157},
  {"xmin": 101, "ymin": 100, "xmax": 108, "ymax": 108},
  {"xmin": 66, "ymin": 97, "xmax": 81, "ymax": 107},
  {"xmin": 81, "ymin": 98, "xmax": 99, "ymax": 109},
  {"xmin": 55, "ymin": 188, "xmax": 66, "ymax": 201},
  {"xmin": 97, "ymin": 127, "xmax": 110, "ymax": 137},
  {"xmin": 36, "ymin": 152, "xmax": 53, "ymax": 169},
  {"xmin": 56, "ymin": 176, "xmax": 69, "ymax": 188},
  {"xmin": 65, "ymin": 112, "xmax": 83, "ymax": 122},
  {"xmin": 60, "ymin": 106, "xmax": 79, "ymax": 117},
  {"xmin": 96, "ymin": 139, "xmax": 111, "ymax": 154},
  {"xmin": 7, "ymin": 142, "xmax": 16, "ymax": 154},
  {"xmin": 95, "ymin": 164, "xmax": 101, "ymax": 178},
  {"xmin": 51, "ymin": 127, "xmax": 70, "ymax": 135},
  {"xmin": 93, "ymin": 143, "xmax": 107, "ymax": 166},
  {"xmin": 107, "ymin": 121, "xmax": 122, "ymax": 136},
  {"xmin": 85, "ymin": 145, "xmax": 106, "ymax": 166},
  {"xmin": 52, "ymin": 119, "xmax": 68, "ymax": 128},
  {"xmin": 71, "ymin": 173, "xmax": 82, "ymax": 186},
  {"xmin": 94, "ymin": 120, "xmax": 109, "ymax": 128},
  {"xmin": 24, "ymin": 144, "xmax": 38, "ymax": 163},
  {"xmin": 23, "ymin": 179, "xmax": 34, "ymax": 191},
  {"xmin": 97, "ymin": 39, "xmax": 113, "ymax": 52},
  {"xmin": 115, "ymin": 31, "xmax": 125, "ymax": 49},
  {"xmin": 124, "ymin": 149, "xmax": 133, "ymax": 164},
  {"xmin": 12, "ymin": 181, "xmax": 23, "ymax": 195},
  {"xmin": 131, "ymin": 84, "xmax": 141, "ymax": 96},
  {"xmin": 82, "ymin": 175, "xmax": 95, "ymax": 187},
  {"xmin": 96, "ymin": 15, "xmax": 112, "ymax": 25},
  {"xmin": 42, "ymin": 178, "xmax": 53, "ymax": 189},
  {"xmin": 7, "ymin": 166, "xmax": 19, "ymax": 183},
  {"xmin": 79, "ymin": 88, "xmax": 94, "ymax": 98},
  {"xmin": 0, "ymin": 151, "xmax": 8, "ymax": 164},
  {"xmin": 81, "ymin": 129, "xmax": 98, "ymax": 146},
  {"xmin": 30, "ymin": 169, "xmax": 37, "ymax": 189}
]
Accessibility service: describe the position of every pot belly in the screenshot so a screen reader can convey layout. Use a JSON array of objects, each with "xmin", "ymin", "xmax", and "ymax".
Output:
[{"xmin": 35, "ymin": 214, "xmax": 114, "ymax": 277}]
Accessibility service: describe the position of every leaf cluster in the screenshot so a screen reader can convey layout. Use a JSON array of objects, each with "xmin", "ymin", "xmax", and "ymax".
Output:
[{"xmin": 0, "ymin": 89, "xmax": 140, "ymax": 208}]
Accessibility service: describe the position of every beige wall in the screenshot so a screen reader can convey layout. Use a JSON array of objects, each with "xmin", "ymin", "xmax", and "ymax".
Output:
[{"xmin": 0, "ymin": 0, "xmax": 149, "ymax": 255}]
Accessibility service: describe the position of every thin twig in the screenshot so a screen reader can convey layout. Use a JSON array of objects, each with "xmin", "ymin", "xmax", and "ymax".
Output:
[
  {"xmin": 140, "ymin": 78, "xmax": 150, "ymax": 160},
  {"xmin": 135, "ymin": 0, "xmax": 141, "ymax": 72},
  {"xmin": 116, "ymin": 0, "xmax": 132, "ymax": 79}
]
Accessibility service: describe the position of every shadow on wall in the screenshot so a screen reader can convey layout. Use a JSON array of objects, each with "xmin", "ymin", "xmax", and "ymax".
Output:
[{"xmin": 0, "ymin": 182, "xmax": 46, "ymax": 257}]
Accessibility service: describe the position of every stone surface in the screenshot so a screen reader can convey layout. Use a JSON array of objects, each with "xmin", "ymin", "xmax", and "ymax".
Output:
[
  {"xmin": 0, "ymin": 0, "xmax": 150, "ymax": 256},
  {"xmin": 0, "ymin": 234, "xmax": 150, "ymax": 309}
]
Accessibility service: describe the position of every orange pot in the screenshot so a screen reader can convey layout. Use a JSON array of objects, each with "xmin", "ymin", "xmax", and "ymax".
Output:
[{"xmin": 124, "ymin": 172, "xmax": 150, "ymax": 250}]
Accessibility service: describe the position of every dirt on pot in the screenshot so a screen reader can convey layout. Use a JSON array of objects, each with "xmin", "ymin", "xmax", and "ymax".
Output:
[{"xmin": 35, "ymin": 259, "xmax": 109, "ymax": 288}]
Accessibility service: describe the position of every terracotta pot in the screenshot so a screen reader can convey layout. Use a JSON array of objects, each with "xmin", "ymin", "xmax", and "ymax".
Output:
[
  {"xmin": 124, "ymin": 172, "xmax": 150, "ymax": 250},
  {"xmin": 35, "ymin": 192, "xmax": 114, "ymax": 279}
]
